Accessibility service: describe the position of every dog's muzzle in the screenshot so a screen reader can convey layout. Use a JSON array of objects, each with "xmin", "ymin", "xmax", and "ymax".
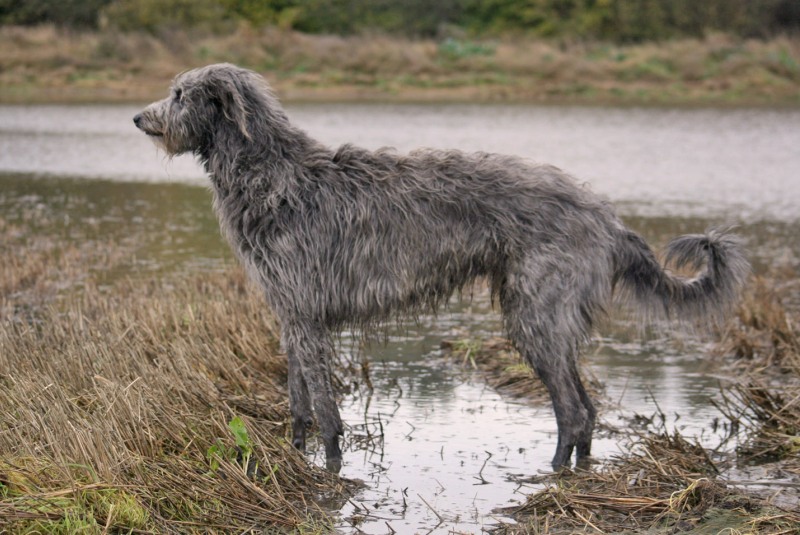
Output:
[{"xmin": 133, "ymin": 113, "xmax": 163, "ymax": 137}]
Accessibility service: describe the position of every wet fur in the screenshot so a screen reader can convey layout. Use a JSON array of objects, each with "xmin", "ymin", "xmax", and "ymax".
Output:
[{"xmin": 134, "ymin": 64, "xmax": 749, "ymax": 470}]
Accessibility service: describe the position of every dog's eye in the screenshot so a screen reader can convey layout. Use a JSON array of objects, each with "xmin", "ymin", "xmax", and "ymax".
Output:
[{"xmin": 174, "ymin": 88, "xmax": 183, "ymax": 102}]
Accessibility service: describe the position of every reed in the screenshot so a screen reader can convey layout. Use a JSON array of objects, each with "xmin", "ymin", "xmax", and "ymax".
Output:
[{"xmin": 714, "ymin": 271, "xmax": 800, "ymax": 468}]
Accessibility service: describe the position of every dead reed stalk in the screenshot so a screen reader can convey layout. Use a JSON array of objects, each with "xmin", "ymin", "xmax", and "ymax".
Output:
[{"xmin": 711, "ymin": 272, "xmax": 800, "ymax": 470}]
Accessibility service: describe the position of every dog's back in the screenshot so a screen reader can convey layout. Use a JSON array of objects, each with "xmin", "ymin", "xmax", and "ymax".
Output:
[{"xmin": 269, "ymin": 143, "xmax": 621, "ymax": 331}]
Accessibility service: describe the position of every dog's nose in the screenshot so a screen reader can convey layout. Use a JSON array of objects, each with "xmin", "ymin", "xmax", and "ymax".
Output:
[{"xmin": 133, "ymin": 114, "xmax": 142, "ymax": 128}]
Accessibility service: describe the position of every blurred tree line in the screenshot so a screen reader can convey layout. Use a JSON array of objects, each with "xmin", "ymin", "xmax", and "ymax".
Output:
[{"xmin": 1, "ymin": 0, "xmax": 799, "ymax": 41}]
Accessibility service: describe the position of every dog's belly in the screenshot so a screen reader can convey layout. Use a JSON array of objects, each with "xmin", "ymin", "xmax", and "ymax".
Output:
[{"xmin": 315, "ymin": 247, "xmax": 495, "ymax": 329}]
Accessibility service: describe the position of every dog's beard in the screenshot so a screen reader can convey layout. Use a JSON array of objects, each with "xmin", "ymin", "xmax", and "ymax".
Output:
[
  {"xmin": 145, "ymin": 133, "xmax": 168, "ymax": 152},
  {"xmin": 144, "ymin": 127, "xmax": 184, "ymax": 156}
]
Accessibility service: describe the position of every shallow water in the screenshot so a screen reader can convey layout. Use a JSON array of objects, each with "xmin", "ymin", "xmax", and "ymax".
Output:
[
  {"xmin": 325, "ymin": 303, "xmax": 735, "ymax": 533},
  {"xmin": 2, "ymin": 103, "xmax": 799, "ymax": 533}
]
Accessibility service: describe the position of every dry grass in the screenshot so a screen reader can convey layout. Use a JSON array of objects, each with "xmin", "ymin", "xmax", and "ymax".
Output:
[
  {"xmin": 0, "ymin": 222, "xmax": 346, "ymax": 532},
  {"xmin": 0, "ymin": 214, "xmax": 138, "ymax": 320},
  {"xmin": 3, "ymin": 193, "xmax": 799, "ymax": 532},
  {"xmin": 718, "ymin": 273, "xmax": 800, "ymax": 374},
  {"xmin": 713, "ymin": 271, "xmax": 800, "ymax": 471},
  {"xmin": 499, "ymin": 430, "xmax": 799, "ymax": 534},
  {"xmin": 0, "ymin": 24, "xmax": 798, "ymax": 105}
]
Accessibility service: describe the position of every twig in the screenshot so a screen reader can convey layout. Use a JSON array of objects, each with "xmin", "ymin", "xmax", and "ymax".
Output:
[
  {"xmin": 404, "ymin": 421, "xmax": 416, "ymax": 440},
  {"xmin": 417, "ymin": 493, "xmax": 445, "ymax": 524},
  {"xmin": 573, "ymin": 509, "xmax": 604, "ymax": 533},
  {"xmin": 102, "ymin": 504, "xmax": 114, "ymax": 535},
  {"xmin": 474, "ymin": 450, "xmax": 493, "ymax": 484}
]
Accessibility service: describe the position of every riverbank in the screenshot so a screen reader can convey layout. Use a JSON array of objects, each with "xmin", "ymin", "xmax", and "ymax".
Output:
[
  {"xmin": 2, "ymin": 24, "xmax": 799, "ymax": 106},
  {"xmin": 2, "ymin": 95, "xmax": 799, "ymax": 530}
]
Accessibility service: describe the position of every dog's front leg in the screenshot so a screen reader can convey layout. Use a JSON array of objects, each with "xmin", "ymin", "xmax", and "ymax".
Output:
[
  {"xmin": 287, "ymin": 354, "xmax": 313, "ymax": 451},
  {"xmin": 282, "ymin": 320, "xmax": 344, "ymax": 471}
]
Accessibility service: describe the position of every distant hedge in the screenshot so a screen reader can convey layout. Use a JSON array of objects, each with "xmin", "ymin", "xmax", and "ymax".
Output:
[
  {"xmin": 0, "ymin": 0, "xmax": 111, "ymax": 28},
  {"xmin": 2, "ymin": 0, "xmax": 799, "ymax": 41}
]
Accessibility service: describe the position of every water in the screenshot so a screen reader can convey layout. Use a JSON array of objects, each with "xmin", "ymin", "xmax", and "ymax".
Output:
[
  {"xmin": 2, "ymin": 103, "xmax": 799, "ymax": 220},
  {"xmin": 2, "ymin": 103, "xmax": 799, "ymax": 533}
]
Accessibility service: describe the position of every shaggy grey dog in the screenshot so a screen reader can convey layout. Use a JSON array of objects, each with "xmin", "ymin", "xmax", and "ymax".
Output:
[{"xmin": 134, "ymin": 63, "xmax": 749, "ymax": 471}]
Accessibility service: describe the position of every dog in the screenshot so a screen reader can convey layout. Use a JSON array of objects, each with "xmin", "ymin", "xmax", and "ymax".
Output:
[{"xmin": 134, "ymin": 63, "xmax": 748, "ymax": 471}]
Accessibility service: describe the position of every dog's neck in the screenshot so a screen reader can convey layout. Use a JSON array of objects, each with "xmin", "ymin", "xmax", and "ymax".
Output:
[{"xmin": 201, "ymin": 122, "xmax": 312, "ymax": 189}]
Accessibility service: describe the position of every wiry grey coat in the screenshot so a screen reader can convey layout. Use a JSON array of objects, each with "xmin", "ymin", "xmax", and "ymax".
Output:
[{"xmin": 134, "ymin": 64, "xmax": 749, "ymax": 471}]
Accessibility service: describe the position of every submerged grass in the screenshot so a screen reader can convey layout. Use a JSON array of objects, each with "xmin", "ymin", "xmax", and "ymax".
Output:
[
  {"xmin": 0, "ymin": 223, "xmax": 346, "ymax": 532},
  {"xmin": 1, "ymin": 24, "xmax": 798, "ymax": 105},
  {"xmin": 441, "ymin": 337, "xmax": 549, "ymax": 401}
]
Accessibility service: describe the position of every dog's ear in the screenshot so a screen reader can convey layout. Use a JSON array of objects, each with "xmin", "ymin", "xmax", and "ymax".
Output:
[{"xmin": 212, "ymin": 75, "xmax": 251, "ymax": 140}]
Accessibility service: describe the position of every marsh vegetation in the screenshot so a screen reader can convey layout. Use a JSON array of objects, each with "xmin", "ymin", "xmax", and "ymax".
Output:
[{"xmin": 0, "ymin": 217, "xmax": 353, "ymax": 532}]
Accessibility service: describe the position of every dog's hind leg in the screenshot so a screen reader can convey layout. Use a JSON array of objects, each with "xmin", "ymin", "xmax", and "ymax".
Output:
[
  {"xmin": 527, "ymin": 344, "xmax": 594, "ymax": 470},
  {"xmin": 287, "ymin": 355, "xmax": 313, "ymax": 451},
  {"xmin": 282, "ymin": 321, "xmax": 344, "ymax": 471},
  {"xmin": 501, "ymin": 265, "xmax": 596, "ymax": 470},
  {"xmin": 570, "ymin": 356, "xmax": 596, "ymax": 465}
]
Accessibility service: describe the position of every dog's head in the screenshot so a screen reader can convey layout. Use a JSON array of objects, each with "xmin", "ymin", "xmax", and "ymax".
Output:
[{"xmin": 133, "ymin": 63, "xmax": 266, "ymax": 156}]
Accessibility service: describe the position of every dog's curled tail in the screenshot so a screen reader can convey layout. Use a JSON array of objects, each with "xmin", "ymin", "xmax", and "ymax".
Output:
[{"xmin": 613, "ymin": 228, "xmax": 750, "ymax": 323}]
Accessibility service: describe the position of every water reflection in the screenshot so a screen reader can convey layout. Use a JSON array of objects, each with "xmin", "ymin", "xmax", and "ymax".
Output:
[
  {"xmin": 0, "ymin": 173, "xmax": 231, "ymax": 279},
  {"xmin": 326, "ymin": 295, "xmax": 730, "ymax": 533}
]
